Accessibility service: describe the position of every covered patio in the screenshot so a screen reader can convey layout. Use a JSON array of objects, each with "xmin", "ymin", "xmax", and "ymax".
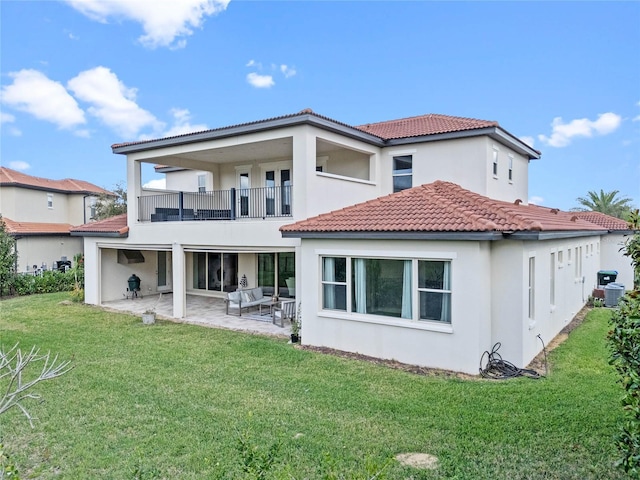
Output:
[{"xmin": 102, "ymin": 294, "xmax": 292, "ymax": 337}]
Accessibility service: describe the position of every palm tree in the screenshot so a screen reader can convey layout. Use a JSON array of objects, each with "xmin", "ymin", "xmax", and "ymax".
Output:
[{"xmin": 574, "ymin": 189, "xmax": 634, "ymax": 219}]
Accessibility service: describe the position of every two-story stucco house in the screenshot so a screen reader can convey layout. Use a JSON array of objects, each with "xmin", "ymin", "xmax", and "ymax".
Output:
[
  {"xmin": 74, "ymin": 109, "xmax": 634, "ymax": 374},
  {"xmin": 0, "ymin": 167, "xmax": 113, "ymax": 273}
]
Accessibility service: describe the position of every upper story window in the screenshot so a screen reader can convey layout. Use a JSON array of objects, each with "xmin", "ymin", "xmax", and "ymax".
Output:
[
  {"xmin": 508, "ymin": 155, "xmax": 514, "ymax": 182},
  {"xmin": 90, "ymin": 197, "xmax": 97, "ymax": 220},
  {"xmin": 492, "ymin": 148, "xmax": 499, "ymax": 177},
  {"xmin": 392, "ymin": 155, "xmax": 412, "ymax": 193},
  {"xmin": 197, "ymin": 174, "xmax": 206, "ymax": 193},
  {"xmin": 47, "ymin": 193, "xmax": 53, "ymax": 209}
]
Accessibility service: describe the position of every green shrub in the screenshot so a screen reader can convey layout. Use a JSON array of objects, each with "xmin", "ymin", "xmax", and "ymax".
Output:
[
  {"xmin": 11, "ymin": 270, "xmax": 76, "ymax": 296},
  {"xmin": 610, "ymin": 221, "xmax": 640, "ymax": 478},
  {"xmin": 609, "ymin": 293, "xmax": 640, "ymax": 478}
]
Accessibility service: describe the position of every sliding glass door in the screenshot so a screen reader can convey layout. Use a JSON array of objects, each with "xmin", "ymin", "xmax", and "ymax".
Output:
[{"xmin": 192, "ymin": 252, "xmax": 238, "ymax": 292}]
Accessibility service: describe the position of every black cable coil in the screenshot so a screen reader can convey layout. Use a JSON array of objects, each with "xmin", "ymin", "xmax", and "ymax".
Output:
[{"xmin": 479, "ymin": 342, "xmax": 542, "ymax": 380}]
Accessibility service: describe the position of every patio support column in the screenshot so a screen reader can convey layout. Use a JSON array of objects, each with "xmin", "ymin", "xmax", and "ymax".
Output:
[{"xmin": 172, "ymin": 242, "xmax": 186, "ymax": 318}]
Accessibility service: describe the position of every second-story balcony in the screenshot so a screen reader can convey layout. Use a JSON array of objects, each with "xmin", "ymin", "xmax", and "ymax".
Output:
[{"xmin": 138, "ymin": 185, "xmax": 292, "ymax": 223}]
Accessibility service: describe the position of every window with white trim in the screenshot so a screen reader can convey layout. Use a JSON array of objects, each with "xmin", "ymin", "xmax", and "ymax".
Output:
[
  {"xmin": 508, "ymin": 155, "xmax": 514, "ymax": 182},
  {"xmin": 575, "ymin": 246, "xmax": 583, "ymax": 279},
  {"xmin": 528, "ymin": 256, "xmax": 535, "ymax": 320},
  {"xmin": 418, "ymin": 260, "xmax": 451, "ymax": 323},
  {"xmin": 321, "ymin": 256, "xmax": 452, "ymax": 324},
  {"xmin": 492, "ymin": 148, "xmax": 499, "ymax": 177},
  {"xmin": 392, "ymin": 155, "xmax": 412, "ymax": 192},
  {"xmin": 47, "ymin": 193, "xmax": 53, "ymax": 209},
  {"xmin": 550, "ymin": 253, "xmax": 556, "ymax": 306},
  {"xmin": 197, "ymin": 174, "xmax": 206, "ymax": 193},
  {"xmin": 322, "ymin": 257, "xmax": 347, "ymax": 310}
]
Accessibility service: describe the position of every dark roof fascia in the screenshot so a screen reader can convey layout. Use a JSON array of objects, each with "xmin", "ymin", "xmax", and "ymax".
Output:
[
  {"xmin": 281, "ymin": 231, "xmax": 504, "ymax": 241},
  {"xmin": 0, "ymin": 183, "xmax": 109, "ymax": 196},
  {"xmin": 70, "ymin": 231, "xmax": 128, "ymax": 238},
  {"xmin": 11, "ymin": 232, "xmax": 71, "ymax": 238},
  {"xmin": 283, "ymin": 229, "xmax": 610, "ymax": 241},
  {"xmin": 112, "ymin": 113, "xmax": 386, "ymax": 155},
  {"xmin": 385, "ymin": 126, "xmax": 541, "ymax": 160},
  {"xmin": 504, "ymin": 229, "xmax": 608, "ymax": 240}
]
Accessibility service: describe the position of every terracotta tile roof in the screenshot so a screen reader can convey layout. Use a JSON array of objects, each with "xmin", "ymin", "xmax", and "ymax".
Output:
[
  {"xmin": 280, "ymin": 182, "xmax": 606, "ymax": 235},
  {"xmin": 571, "ymin": 211, "xmax": 631, "ymax": 230},
  {"xmin": 70, "ymin": 214, "xmax": 128, "ymax": 236},
  {"xmin": 113, "ymin": 109, "xmax": 505, "ymax": 149},
  {"xmin": 0, "ymin": 167, "xmax": 113, "ymax": 195},
  {"xmin": 2, "ymin": 217, "xmax": 73, "ymax": 236},
  {"xmin": 355, "ymin": 113, "xmax": 499, "ymax": 140}
]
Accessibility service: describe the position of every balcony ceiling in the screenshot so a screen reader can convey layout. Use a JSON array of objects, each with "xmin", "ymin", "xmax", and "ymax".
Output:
[{"xmin": 146, "ymin": 137, "xmax": 351, "ymax": 171}]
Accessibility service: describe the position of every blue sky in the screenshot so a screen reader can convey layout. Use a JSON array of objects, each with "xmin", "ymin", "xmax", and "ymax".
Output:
[{"xmin": 1, "ymin": 0, "xmax": 639, "ymax": 211}]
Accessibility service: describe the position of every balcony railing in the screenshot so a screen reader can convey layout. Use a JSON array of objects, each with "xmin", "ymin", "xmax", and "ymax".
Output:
[{"xmin": 138, "ymin": 186, "xmax": 293, "ymax": 222}]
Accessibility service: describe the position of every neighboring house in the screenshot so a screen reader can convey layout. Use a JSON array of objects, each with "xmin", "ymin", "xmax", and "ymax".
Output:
[
  {"xmin": 72, "ymin": 109, "xmax": 635, "ymax": 374},
  {"xmin": 0, "ymin": 167, "xmax": 113, "ymax": 273}
]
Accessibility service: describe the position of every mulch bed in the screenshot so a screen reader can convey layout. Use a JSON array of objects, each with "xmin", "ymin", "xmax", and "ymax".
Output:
[{"xmin": 300, "ymin": 305, "xmax": 595, "ymax": 379}]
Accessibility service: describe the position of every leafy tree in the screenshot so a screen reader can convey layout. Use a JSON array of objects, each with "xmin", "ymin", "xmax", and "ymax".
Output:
[
  {"xmin": 573, "ymin": 189, "xmax": 634, "ymax": 219},
  {"xmin": 0, "ymin": 215, "xmax": 17, "ymax": 297},
  {"xmin": 93, "ymin": 182, "xmax": 127, "ymax": 221}
]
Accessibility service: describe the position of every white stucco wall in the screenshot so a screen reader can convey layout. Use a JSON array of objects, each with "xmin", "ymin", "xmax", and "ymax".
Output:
[
  {"xmin": 99, "ymin": 247, "xmax": 160, "ymax": 302},
  {"xmin": 379, "ymin": 136, "xmax": 529, "ymax": 204},
  {"xmin": 16, "ymin": 236, "xmax": 83, "ymax": 273},
  {"xmin": 294, "ymin": 234, "xmax": 606, "ymax": 375},
  {"xmin": 491, "ymin": 235, "xmax": 602, "ymax": 368},
  {"xmin": 297, "ymin": 238, "xmax": 493, "ymax": 375},
  {"xmin": 1, "ymin": 186, "xmax": 95, "ymax": 225},
  {"xmin": 601, "ymin": 233, "xmax": 635, "ymax": 289}
]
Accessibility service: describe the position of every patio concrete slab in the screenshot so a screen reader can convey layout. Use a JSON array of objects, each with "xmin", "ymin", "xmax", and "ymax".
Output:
[{"xmin": 102, "ymin": 293, "xmax": 291, "ymax": 337}]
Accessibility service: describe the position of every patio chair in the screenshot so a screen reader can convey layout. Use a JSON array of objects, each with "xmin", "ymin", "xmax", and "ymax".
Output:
[{"xmin": 272, "ymin": 300, "xmax": 296, "ymax": 328}]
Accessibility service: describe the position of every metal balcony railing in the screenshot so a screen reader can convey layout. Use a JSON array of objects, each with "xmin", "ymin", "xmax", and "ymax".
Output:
[{"xmin": 138, "ymin": 186, "xmax": 293, "ymax": 222}]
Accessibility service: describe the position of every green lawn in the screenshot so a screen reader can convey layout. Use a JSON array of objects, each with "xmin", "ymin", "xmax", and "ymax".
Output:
[{"xmin": 0, "ymin": 293, "xmax": 627, "ymax": 479}]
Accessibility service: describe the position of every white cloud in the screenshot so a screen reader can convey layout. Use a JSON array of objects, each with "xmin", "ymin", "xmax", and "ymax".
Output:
[
  {"xmin": 538, "ymin": 112, "xmax": 622, "ymax": 147},
  {"xmin": 162, "ymin": 108, "xmax": 208, "ymax": 137},
  {"xmin": 8, "ymin": 161, "xmax": 30, "ymax": 171},
  {"xmin": 280, "ymin": 64, "xmax": 296, "ymax": 78},
  {"xmin": 64, "ymin": 0, "xmax": 229, "ymax": 49},
  {"xmin": 246, "ymin": 59, "xmax": 261, "ymax": 68},
  {"xmin": 247, "ymin": 72, "xmax": 274, "ymax": 89},
  {"xmin": 143, "ymin": 178, "xmax": 166, "ymax": 189},
  {"xmin": 0, "ymin": 112, "xmax": 15, "ymax": 124},
  {"xmin": 67, "ymin": 66, "xmax": 163, "ymax": 138},
  {"xmin": 528, "ymin": 196, "xmax": 544, "ymax": 205},
  {"xmin": 1, "ymin": 69, "xmax": 86, "ymax": 130},
  {"xmin": 519, "ymin": 136, "xmax": 535, "ymax": 148}
]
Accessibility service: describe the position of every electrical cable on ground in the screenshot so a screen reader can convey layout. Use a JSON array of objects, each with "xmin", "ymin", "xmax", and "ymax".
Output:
[{"xmin": 479, "ymin": 342, "xmax": 542, "ymax": 380}]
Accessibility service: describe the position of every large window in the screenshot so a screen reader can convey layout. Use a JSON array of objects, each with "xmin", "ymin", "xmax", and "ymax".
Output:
[
  {"xmin": 392, "ymin": 155, "xmax": 412, "ymax": 193},
  {"xmin": 321, "ymin": 256, "xmax": 451, "ymax": 323},
  {"xmin": 351, "ymin": 258, "xmax": 411, "ymax": 319}
]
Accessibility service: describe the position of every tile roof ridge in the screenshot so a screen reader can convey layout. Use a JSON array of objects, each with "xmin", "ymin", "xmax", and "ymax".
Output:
[
  {"xmin": 357, "ymin": 113, "xmax": 498, "ymax": 128},
  {"xmin": 427, "ymin": 182, "xmax": 501, "ymax": 230}
]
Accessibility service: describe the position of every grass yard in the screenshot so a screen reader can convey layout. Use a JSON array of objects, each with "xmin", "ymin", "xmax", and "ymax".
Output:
[{"xmin": 0, "ymin": 293, "xmax": 627, "ymax": 479}]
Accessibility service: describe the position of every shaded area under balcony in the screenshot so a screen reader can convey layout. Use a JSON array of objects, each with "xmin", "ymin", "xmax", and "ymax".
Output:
[{"xmin": 138, "ymin": 186, "xmax": 293, "ymax": 222}]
